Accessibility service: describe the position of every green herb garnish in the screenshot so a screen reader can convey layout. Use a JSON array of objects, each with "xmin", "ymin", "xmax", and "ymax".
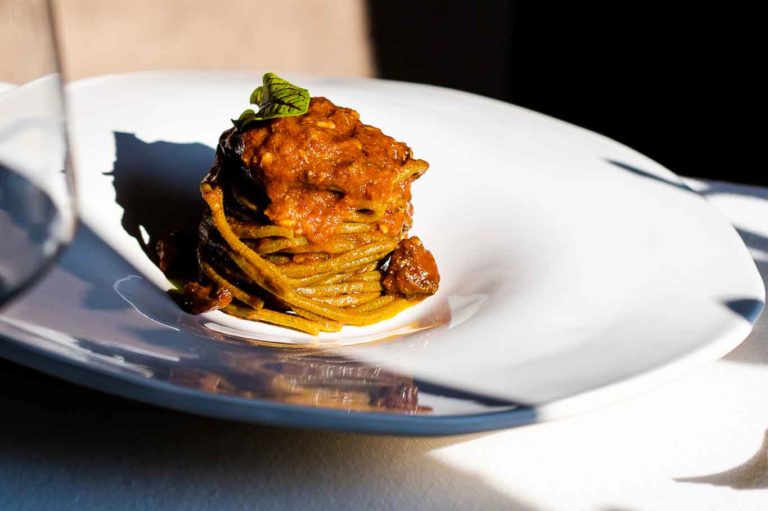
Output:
[{"xmin": 232, "ymin": 73, "xmax": 310, "ymax": 131}]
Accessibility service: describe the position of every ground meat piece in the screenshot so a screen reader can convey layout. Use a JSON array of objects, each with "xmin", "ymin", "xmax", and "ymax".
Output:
[
  {"xmin": 178, "ymin": 282, "xmax": 232, "ymax": 314},
  {"xmin": 382, "ymin": 236, "xmax": 440, "ymax": 298}
]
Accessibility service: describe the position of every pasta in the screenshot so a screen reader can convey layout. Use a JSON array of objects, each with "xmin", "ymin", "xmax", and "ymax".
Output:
[{"xmin": 177, "ymin": 94, "xmax": 439, "ymax": 335}]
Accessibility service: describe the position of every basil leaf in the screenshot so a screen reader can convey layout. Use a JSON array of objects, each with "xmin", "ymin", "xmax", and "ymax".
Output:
[
  {"xmin": 250, "ymin": 86, "xmax": 264, "ymax": 105},
  {"xmin": 233, "ymin": 73, "xmax": 310, "ymax": 131},
  {"xmin": 231, "ymin": 108, "xmax": 258, "ymax": 130},
  {"xmin": 254, "ymin": 73, "xmax": 310, "ymax": 118}
]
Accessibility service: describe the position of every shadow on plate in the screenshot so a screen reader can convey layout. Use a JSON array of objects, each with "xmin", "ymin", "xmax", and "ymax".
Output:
[{"xmin": 106, "ymin": 131, "xmax": 213, "ymax": 259}]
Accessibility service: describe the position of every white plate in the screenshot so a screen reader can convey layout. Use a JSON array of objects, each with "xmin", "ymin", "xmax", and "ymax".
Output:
[{"xmin": 0, "ymin": 71, "xmax": 762, "ymax": 435}]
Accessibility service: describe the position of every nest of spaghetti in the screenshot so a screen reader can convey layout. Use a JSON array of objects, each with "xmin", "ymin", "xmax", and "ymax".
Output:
[{"xmin": 178, "ymin": 97, "xmax": 439, "ymax": 335}]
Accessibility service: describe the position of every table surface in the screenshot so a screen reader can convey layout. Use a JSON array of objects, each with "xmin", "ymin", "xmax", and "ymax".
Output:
[{"xmin": 2, "ymin": 178, "xmax": 768, "ymax": 511}]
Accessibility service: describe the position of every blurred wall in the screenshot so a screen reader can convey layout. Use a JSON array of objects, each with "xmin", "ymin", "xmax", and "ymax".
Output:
[
  {"xmin": 2, "ymin": 0, "xmax": 374, "ymax": 81},
  {"xmin": 0, "ymin": 0, "xmax": 59, "ymax": 84}
]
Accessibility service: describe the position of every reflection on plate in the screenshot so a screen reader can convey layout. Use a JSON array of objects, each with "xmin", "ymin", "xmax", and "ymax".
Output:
[{"xmin": 0, "ymin": 71, "xmax": 763, "ymax": 435}]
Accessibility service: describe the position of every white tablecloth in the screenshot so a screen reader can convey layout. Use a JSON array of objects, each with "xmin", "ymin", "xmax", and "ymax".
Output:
[{"xmin": 1, "ymin": 178, "xmax": 767, "ymax": 510}]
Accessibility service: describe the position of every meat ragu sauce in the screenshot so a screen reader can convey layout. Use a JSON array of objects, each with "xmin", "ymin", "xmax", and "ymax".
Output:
[
  {"xmin": 226, "ymin": 97, "xmax": 426, "ymax": 244},
  {"xmin": 181, "ymin": 89, "xmax": 439, "ymax": 334}
]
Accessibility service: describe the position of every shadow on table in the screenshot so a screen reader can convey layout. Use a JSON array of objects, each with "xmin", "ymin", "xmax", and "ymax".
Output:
[
  {"xmin": 675, "ymin": 430, "xmax": 768, "ymax": 489},
  {"xmin": 0, "ymin": 359, "xmax": 538, "ymax": 510}
]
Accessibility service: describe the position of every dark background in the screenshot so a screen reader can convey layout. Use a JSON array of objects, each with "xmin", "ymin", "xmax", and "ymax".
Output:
[{"xmin": 368, "ymin": 1, "xmax": 762, "ymax": 185}]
